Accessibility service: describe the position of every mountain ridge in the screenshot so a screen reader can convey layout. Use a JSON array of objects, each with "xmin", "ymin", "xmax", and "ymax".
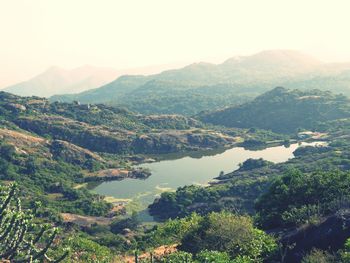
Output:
[{"xmin": 51, "ymin": 50, "xmax": 328, "ymax": 115}]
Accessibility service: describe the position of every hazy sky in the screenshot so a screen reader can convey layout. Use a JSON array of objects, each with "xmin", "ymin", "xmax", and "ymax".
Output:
[{"xmin": 1, "ymin": 0, "xmax": 350, "ymax": 88}]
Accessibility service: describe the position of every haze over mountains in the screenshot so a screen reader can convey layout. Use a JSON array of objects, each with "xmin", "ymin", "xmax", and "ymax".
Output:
[
  {"xmin": 2, "ymin": 63, "xmax": 175, "ymax": 98},
  {"xmin": 3, "ymin": 65, "xmax": 121, "ymax": 97},
  {"xmin": 6, "ymin": 50, "xmax": 350, "ymax": 115},
  {"xmin": 48, "ymin": 50, "xmax": 350, "ymax": 116}
]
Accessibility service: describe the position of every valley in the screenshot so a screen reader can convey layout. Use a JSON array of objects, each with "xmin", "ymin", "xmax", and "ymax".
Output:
[
  {"xmin": 4, "ymin": 1, "xmax": 350, "ymax": 261},
  {"xmin": 2, "ymin": 83, "xmax": 350, "ymax": 262}
]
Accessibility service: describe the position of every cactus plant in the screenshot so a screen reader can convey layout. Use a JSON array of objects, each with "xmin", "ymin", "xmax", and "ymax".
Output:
[{"xmin": 0, "ymin": 183, "xmax": 68, "ymax": 262}]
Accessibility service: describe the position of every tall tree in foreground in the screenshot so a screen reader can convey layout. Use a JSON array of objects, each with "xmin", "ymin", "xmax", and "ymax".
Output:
[{"xmin": 0, "ymin": 183, "xmax": 67, "ymax": 262}]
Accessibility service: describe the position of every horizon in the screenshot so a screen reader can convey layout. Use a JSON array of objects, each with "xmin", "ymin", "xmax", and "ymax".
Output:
[
  {"xmin": 2, "ymin": 1, "xmax": 350, "ymax": 261},
  {"xmin": 0, "ymin": 48, "xmax": 346, "ymax": 90},
  {"xmin": 2, "ymin": 0, "xmax": 350, "ymax": 88}
]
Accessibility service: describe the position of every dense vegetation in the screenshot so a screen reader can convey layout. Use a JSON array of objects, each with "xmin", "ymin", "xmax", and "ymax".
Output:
[
  {"xmin": 0, "ymin": 139, "xmax": 111, "ymax": 217},
  {"xmin": 0, "ymin": 90, "xmax": 291, "ymax": 261},
  {"xmin": 0, "ymin": 183, "xmax": 67, "ymax": 262},
  {"xmin": 3, "ymin": 85, "xmax": 350, "ymax": 262},
  {"xmin": 179, "ymin": 212, "xmax": 277, "ymax": 262},
  {"xmin": 198, "ymin": 87, "xmax": 350, "ymax": 133},
  {"xmin": 0, "ymin": 92, "xmax": 241, "ymax": 156},
  {"xmin": 255, "ymin": 170, "xmax": 350, "ymax": 229},
  {"xmin": 148, "ymin": 89, "xmax": 350, "ymax": 262},
  {"xmin": 134, "ymin": 212, "xmax": 276, "ymax": 262}
]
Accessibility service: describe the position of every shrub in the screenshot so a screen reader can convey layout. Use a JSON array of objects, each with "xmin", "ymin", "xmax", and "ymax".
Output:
[{"xmin": 180, "ymin": 212, "xmax": 276, "ymax": 262}]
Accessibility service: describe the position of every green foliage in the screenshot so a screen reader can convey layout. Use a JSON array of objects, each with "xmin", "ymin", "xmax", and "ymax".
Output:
[
  {"xmin": 199, "ymin": 87, "xmax": 350, "ymax": 133},
  {"xmin": 149, "ymin": 185, "xmax": 221, "ymax": 219},
  {"xmin": 142, "ymin": 213, "xmax": 202, "ymax": 248},
  {"xmin": 0, "ymin": 91, "xmax": 234, "ymax": 155},
  {"xmin": 293, "ymin": 145, "xmax": 331, "ymax": 157},
  {"xmin": 51, "ymin": 75, "xmax": 258, "ymax": 116},
  {"xmin": 162, "ymin": 251, "xmax": 193, "ymax": 262},
  {"xmin": 196, "ymin": 250, "xmax": 231, "ymax": 263},
  {"xmin": 110, "ymin": 211, "xmax": 140, "ymax": 234},
  {"xmin": 0, "ymin": 141, "xmax": 112, "ymax": 219},
  {"xmin": 339, "ymin": 238, "xmax": 350, "ymax": 263},
  {"xmin": 0, "ymin": 183, "xmax": 67, "ymax": 262},
  {"xmin": 58, "ymin": 236, "xmax": 113, "ymax": 263},
  {"xmin": 256, "ymin": 169, "xmax": 350, "ymax": 228},
  {"xmin": 238, "ymin": 158, "xmax": 272, "ymax": 171},
  {"xmin": 180, "ymin": 212, "xmax": 277, "ymax": 262},
  {"xmin": 301, "ymin": 248, "xmax": 336, "ymax": 263},
  {"xmin": 230, "ymin": 256, "xmax": 254, "ymax": 263},
  {"xmin": 0, "ymin": 141, "xmax": 16, "ymax": 161}
]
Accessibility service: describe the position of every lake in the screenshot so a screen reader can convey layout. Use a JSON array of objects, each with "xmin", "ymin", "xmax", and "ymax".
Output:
[{"xmin": 93, "ymin": 142, "xmax": 325, "ymax": 219}]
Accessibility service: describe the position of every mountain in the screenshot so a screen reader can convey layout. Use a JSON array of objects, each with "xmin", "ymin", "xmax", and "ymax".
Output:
[
  {"xmin": 282, "ymin": 68, "xmax": 350, "ymax": 94},
  {"xmin": 0, "ymin": 91, "xmax": 241, "ymax": 156},
  {"xmin": 51, "ymin": 50, "xmax": 323, "ymax": 115},
  {"xmin": 4, "ymin": 65, "xmax": 120, "ymax": 97},
  {"xmin": 197, "ymin": 87, "xmax": 350, "ymax": 133},
  {"xmin": 155, "ymin": 49, "xmax": 321, "ymax": 84}
]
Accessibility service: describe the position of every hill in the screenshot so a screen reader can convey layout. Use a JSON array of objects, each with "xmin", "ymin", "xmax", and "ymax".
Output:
[
  {"xmin": 198, "ymin": 87, "xmax": 350, "ymax": 133},
  {"xmin": 282, "ymin": 68, "xmax": 350, "ymax": 94},
  {"xmin": 0, "ymin": 90, "xmax": 241, "ymax": 242},
  {"xmin": 0, "ymin": 91, "xmax": 294, "ymax": 261},
  {"xmin": 4, "ymin": 65, "xmax": 120, "ymax": 97},
  {"xmin": 51, "ymin": 50, "xmax": 323, "ymax": 115},
  {"xmin": 0, "ymin": 92, "xmax": 240, "ymax": 155}
]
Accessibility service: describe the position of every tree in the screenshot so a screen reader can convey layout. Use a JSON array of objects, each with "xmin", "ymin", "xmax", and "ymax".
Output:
[
  {"xmin": 196, "ymin": 250, "xmax": 231, "ymax": 263},
  {"xmin": 255, "ymin": 170, "xmax": 350, "ymax": 228},
  {"xmin": 301, "ymin": 248, "xmax": 336, "ymax": 263},
  {"xmin": 180, "ymin": 212, "xmax": 276, "ymax": 262},
  {"xmin": 110, "ymin": 211, "xmax": 140, "ymax": 234},
  {"xmin": 0, "ymin": 183, "xmax": 67, "ymax": 262},
  {"xmin": 0, "ymin": 142, "xmax": 15, "ymax": 161}
]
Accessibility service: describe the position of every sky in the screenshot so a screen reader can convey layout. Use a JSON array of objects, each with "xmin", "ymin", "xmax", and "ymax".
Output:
[{"xmin": 1, "ymin": 0, "xmax": 350, "ymax": 88}]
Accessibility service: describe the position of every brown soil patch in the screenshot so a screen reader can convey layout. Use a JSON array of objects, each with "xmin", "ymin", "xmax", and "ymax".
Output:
[
  {"xmin": 60, "ymin": 213, "xmax": 113, "ymax": 226},
  {"xmin": 122, "ymin": 244, "xmax": 178, "ymax": 263}
]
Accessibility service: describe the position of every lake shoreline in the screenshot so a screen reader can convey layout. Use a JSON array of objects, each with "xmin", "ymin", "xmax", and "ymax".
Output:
[{"xmin": 91, "ymin": 140, "xmax": 328, "ymax": 223}]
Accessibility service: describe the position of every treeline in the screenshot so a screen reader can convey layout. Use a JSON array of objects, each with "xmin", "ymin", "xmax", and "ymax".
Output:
[{"xmin": 198, "ymin": 87, "xmax": 350, "ymax": 133}]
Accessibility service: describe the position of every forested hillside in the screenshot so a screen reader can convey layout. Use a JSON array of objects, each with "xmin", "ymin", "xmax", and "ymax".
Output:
[
  {"xmin": 1, "ymin": 92, "xmax": 241, "ymax": 155},
  {"xmin": 3, "ymin": 88, "xmax": 350, "ymax": 262},
  {"xmin": 0, "ymin": 91, "xmax": 244, "ymax": 261},
  {"xmin": 0, "ymin": 91, "xmax": 242, "ymax": 215},
  {"xmin": 198, "ymin": 87, "xmax": 350, "ymax": 133},
  {"xmin": 150, "ymin": 104, "xmax": 350, "ymax": 262}
]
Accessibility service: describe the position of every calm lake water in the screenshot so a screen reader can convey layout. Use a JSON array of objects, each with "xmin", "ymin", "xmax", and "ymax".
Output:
[{"xmin": 93, "ymin": 142, "xmax": 325, "ymax": 217}]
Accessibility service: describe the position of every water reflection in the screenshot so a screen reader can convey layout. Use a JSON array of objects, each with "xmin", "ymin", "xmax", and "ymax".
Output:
[{"xmin": 93, "ymin": 142, "xmax": 326, "ymax": 217}]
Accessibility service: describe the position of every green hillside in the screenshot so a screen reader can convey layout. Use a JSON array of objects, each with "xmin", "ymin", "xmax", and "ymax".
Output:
[{"xmin": 198, "ymin": 87, "xmax": 350, "ymax": 133}]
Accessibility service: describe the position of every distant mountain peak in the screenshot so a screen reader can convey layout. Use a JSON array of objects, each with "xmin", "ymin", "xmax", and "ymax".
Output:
[
  {"xmin": 253, "ymin": 49, "xmax": 321, "ymax": 63},
  {"xmin": 4, "ymin": 66, "xmax": 120, "ymax": 97},
  {"xmin": 223, "ymin": 49, "xmax": 321, "ymax": 67}
]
